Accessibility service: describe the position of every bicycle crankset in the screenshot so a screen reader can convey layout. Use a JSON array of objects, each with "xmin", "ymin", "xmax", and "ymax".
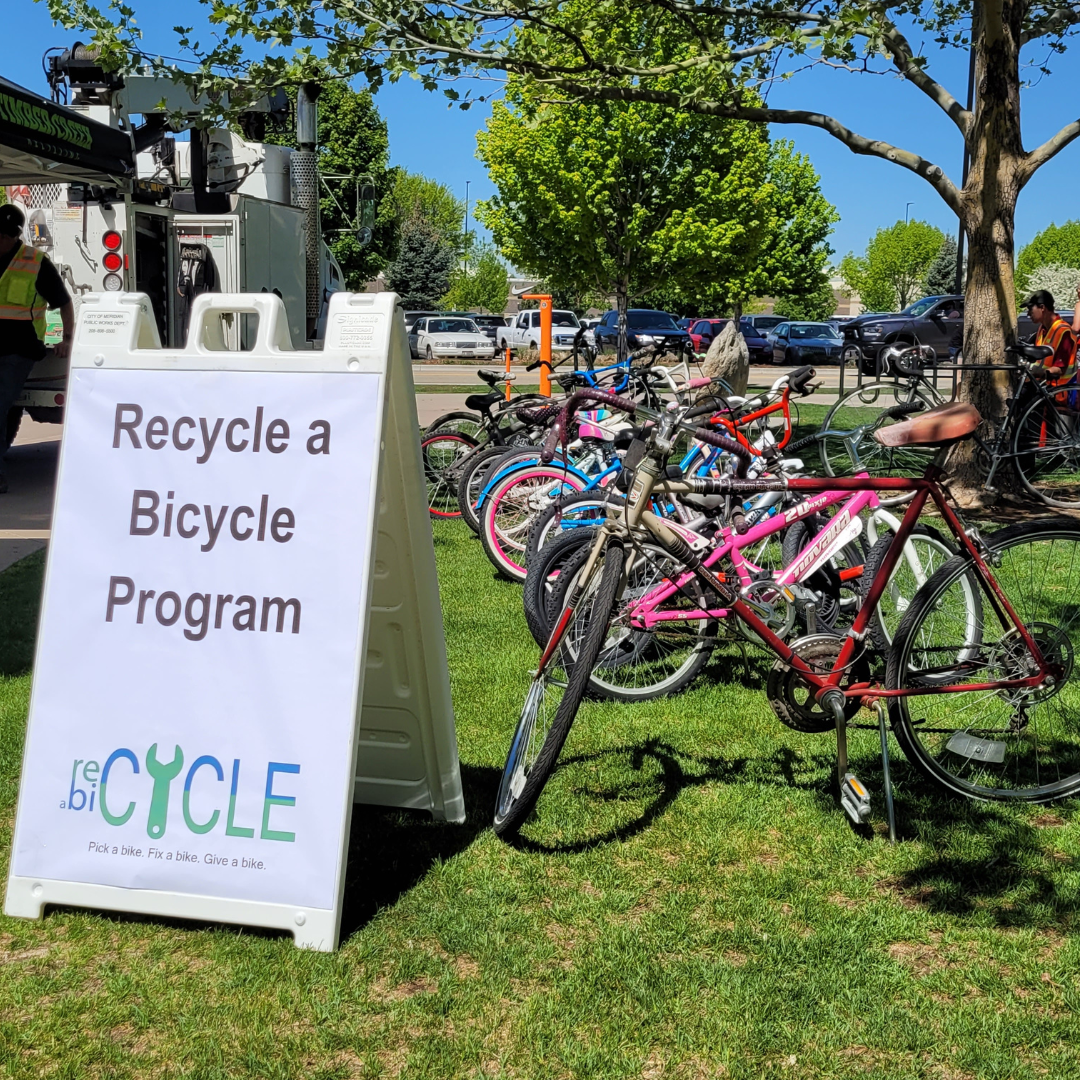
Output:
[{"xmin": 767, "ymin": 634, "xmax": 870, "ymax": 733}]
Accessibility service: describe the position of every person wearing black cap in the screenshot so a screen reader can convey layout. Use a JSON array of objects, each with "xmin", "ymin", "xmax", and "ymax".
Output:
[
  {"xmin": 1025, "ymin": 289, "xmax": 1076, "ymax": 404},
  {"xmin": 0, "ymin": 202, "xmax": 73, "ymax": 493}
]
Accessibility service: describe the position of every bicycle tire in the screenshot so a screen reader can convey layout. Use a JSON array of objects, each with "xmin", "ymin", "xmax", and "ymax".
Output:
[
  {"xmin": 860, "ymin": 524, "xmax": 963, "ymax": 651},
  {"xmin": 1012, "ymin": 396, "xmax": 1080, "ymax": 509},
  {"xmin": 480, "ymin": 464, "xmax": 586, "ymax": 582},
  {"xmin": 780, "ymin": 515, "xmax": 865, "ymax": 634},
  {"xmin": 552, "ymin": 540, "xmax": 717, "ymax": 701},
  {"xmin": 887, "ymin": 517, "xmax": 1080, "ymax": 802},
  {"xmin": 494, "ymin": 539, "xmax": 624, "ymax": 836},
  {"xmin": 423, "ymin": 410, "xmax": 484, "ymax": 440},
  {"xmin": 420, "ymin": 428, "xmax": 477, "ymax": 518},
  {"xmin": 523, "ymin": 527, "xmax": 597, "ymax": 647},
  {"xmin": 819, "ymin": 382, "xmax": 939, "ymax": 505},
  {"xmin": 525, "ymin": 490, "xmax": 615, "ymax": 566},
  {"xmin": 456, "ymin": 443, "xmax": 513, "ymax": 532}
]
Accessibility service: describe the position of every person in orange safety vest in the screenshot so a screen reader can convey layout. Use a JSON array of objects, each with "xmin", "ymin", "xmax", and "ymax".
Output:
[{"xmin": 1025, "ymin": 289, "xmax": 1077, "ymax": 405}]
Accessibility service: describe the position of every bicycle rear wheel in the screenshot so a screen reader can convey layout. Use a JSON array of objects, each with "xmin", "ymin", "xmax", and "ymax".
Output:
[
  {"xmin": 887, "ymin": 518, "xmax": 1080, "ymax": 802},
  {"xmin": 494, "ymin": 539, "xmax": 624, "ymax": 836},
  {"xmin": 420, "ymin": 429, "xmax": 477, "ymax": 518},
  {"xmin": 1012, "ymin": 397, "xmax": 1080, "ymax": 508},
  {"xmin": 456, "ymin": 443, "xmax": 511, "ymax": 532},
  {"xmin": 522, "ymin": 526, "xmax": 597, "ymax": 647}
]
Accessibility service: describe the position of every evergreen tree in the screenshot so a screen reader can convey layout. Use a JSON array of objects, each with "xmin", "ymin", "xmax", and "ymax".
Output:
[
  {"xmin": 924, "ymin": 236, "xmax": 960, "ymax": 296},
  {"xmin": 385, "ymin": 223, "xmax": 455, "ymax": 309}
]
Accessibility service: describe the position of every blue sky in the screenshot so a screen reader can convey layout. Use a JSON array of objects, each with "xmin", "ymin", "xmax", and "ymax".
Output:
[{"xmin": 6, "ymin": 0, "xmax": 1078, "ymax": 264}]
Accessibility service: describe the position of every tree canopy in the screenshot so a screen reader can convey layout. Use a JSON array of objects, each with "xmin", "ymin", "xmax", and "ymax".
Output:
[
  {"xmin": 385, "ymin": 223, "xmax": 456, "ymax": 309},
  {"xmin": 924, "ymin": 236, "xmax": 961, "ymax": 297},
  {"xmin": 442, "ymin": 244, "xmax": 510, "ymax": 313},
  {"xmin": 1015, "ymin": 222, "xmax": 1080, "ymax": 305},
  {"xmin": 390, "ymin": 171, "xmax": 465, "ymax": 255},
  {"xmin": 839, "ymin": 220, "xmax": 948, "ymax": 313}
]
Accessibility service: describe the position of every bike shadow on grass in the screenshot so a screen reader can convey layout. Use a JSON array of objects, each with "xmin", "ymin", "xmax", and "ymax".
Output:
[{"xmin": 337, "ymin": 762, "xmax": 501, "ymax": 942}]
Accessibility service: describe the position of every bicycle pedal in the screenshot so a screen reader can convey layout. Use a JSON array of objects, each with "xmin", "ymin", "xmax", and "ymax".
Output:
[{"xmin": 840, "ymin": 772, "xmax": 872, "ymax": 825}]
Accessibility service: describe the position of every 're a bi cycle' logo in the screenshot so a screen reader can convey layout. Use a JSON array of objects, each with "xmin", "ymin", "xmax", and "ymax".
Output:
[{"xmin": 62, "ymin": 743, "xmax": 300, "ymax": 842}]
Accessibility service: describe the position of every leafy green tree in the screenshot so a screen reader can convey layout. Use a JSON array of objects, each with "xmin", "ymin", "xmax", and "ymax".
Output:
[
  {"xmin": 442, "ymin": 245, "xmax": 510, "ymax": 313},
  {"xmin": 840, "ymin": 221, "xmax": 947, "ymax": 313},
  {"xmin": 390, "ymin": 171, "xmax": 465, "ymax": 254},
  {"xmin": 1016, "ymin": 223, "xmax": 1080, "ymax": 304},
  {"xmin": 385, "ymin": 223, "xmax": 455, "ymax": 309},
  {"xmin": 50, "ymin": 0, "xmax": 1080, "ymax": 495},
  {"xmin": 476, "ymin": 66, "xmax": 774, "ymax": 357},
  {"xmin": 924, "ymin": 236, "xmax": 961, "ymax": 296},
  {"xmin": 760, "ymin": 142, "xmax": 838, "ymax": 314},
  {"xmin": 266, "ymin": 81, "xmax": 394, "ymax": 290},
  {"xmin": 772, "ymin": 277, "xmax": 837, "ymax": 322}
]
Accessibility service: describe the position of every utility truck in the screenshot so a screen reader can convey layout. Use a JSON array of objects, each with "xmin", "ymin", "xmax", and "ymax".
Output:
[{"xmin": 2, "ymin": 46, "xmax": 367, "ymax": 447}]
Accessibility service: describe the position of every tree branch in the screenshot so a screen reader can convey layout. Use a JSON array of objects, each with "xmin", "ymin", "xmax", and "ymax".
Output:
[
  {"xmin": 879, "ymin": 23, "xmax": 970, "ymax": 136},
  {"xmin": 1021, "ymin": 3, "xmax": 1080, "ymax": 43},
  {"xmin": 1021, "ymin": 116, "xmax": 1080, "ymax": 181},
  {"xmin": 535, "ymin": 80, "xmax": 963, "ymax": 214}
]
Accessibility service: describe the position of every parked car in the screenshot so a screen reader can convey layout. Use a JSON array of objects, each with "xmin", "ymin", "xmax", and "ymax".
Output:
[
  {"xmin": 771, "ymin": 321, "xmax": 845, "ymax": 364},
  {"xmin": 739, "ymin": 319, "xmax": 773, "ymax": 364},
  {"xmin": 580, "ymin": 316, "xmax": 602, "ymax": 348},
  {"xmin": 496, "ymin": 308, "xmax": 581, "ymax": 353},
  {"xmin": 676, "ymin": 317, "xmax": 694, "ymax": 330},
  {"xmin": 404, "ymin": 310, "xmax": 441, "ymax": 335},
  {"xmin": 410, "ymin": 316, "xmax": 497, "ymax": 361},
  {"xmin": 593, "ymin": 309, "xmax": 691, "ymax": 352},
  {"xmin": 472, "ymin": 314, "xmax": 508, "ymax": 342},
  {"xmin": 841, "ymin": 296, "xmax": 964, "ymax": 371},
  {"xmin": 688, "ymin": 318, "xmax": 728, "ymax": 352},
  {"xmin": 743, "ymin": 314, "xmax": 786, "ymax": 333},
  {"xmin": 841, "ymin": 294, "xmax": 1063, "ymax": 373}
]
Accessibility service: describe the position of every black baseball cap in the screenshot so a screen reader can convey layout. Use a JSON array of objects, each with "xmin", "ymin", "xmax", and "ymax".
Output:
[
  {"xmin": 1025, "ymin": 289, "xmax": 1055, "ymax": 311},
  {"xmin": 0, "ymin": 203, "xmax": 24, "ymax": 238}
]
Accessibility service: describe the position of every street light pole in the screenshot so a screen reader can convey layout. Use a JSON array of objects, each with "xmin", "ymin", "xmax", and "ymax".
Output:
[
  {"xmin": 905, "ymin": 202, "xmax": 914, "ymax": 223},
  {"xmin": 464, "ymin": 180, "xmax": 470, "ymax": 278}
]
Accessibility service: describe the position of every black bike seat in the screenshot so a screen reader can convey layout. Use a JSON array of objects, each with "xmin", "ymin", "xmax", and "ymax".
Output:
[
  {"xmin": 477, "ymin": 370, "xmax": 500, "ymax": 386},
  {"xmin": 1008, "ymin": 343, "xmax": 1054, "ymax": 362},
  {"xmin": 465, "ymin": 391, "xmax": 503, "ymax": 412}
]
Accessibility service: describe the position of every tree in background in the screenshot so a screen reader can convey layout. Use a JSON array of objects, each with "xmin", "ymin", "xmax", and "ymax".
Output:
[
  {"xmin": 1022, "ymin": 265, "xmax": 1080, "ymax": 307},
  {"xmin": 840, "ymin": 221, "xmax": 947, "ymax": 313},
  {"xmin": 924, "ymin": 236, "xmax": 961, "ymax": 296},
  {"xmin": 390, "ymin": 171, "xmax": 465, "ymax": 255},
  {"xmin": 772, "ymin": 276, "xmax": 838, "ymax": 322},
  {"xmin": 60, "ymin": 0, "xmax": 1080, "ymax": 500},
  {"xmin": 267, "ymin": 82, "xmax": 393, "ymax": 290},
  {"xmin": 477, "ymin": 54, "xmax": 775, "ymax": 358},
  {"xmin": 442, "ymin": 245, "xmax": 510, "ymax": 313},
  {"xmin": 1015, "ymin": 223, "xmax": 1080, "ymax": 306},
  {"xmin": 385, "ymin": 224, "xmax": 455, "ymax": 309},
  {"xmin": 761, "ymin": 142, "xmax": 838, "ymax": 318}
]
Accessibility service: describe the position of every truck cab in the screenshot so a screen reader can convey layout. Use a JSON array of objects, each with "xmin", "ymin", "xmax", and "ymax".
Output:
[{"xmin": 496, "ymin": 309, "xmax": 580, "ymax": 354}]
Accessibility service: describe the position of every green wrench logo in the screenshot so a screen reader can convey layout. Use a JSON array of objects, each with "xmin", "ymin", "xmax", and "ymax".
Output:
[{"xmin": 144, "ymin": 744, "xmax": 184, "ymax": 840}]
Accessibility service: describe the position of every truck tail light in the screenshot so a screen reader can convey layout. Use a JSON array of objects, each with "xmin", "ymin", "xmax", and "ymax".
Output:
[
  {"xmin": 102, "ymin": 251, "xmax": 123, "ymax": 273},
  {"xmin": 102, "ymin": 230, "xmax": 122, "ymax": 251}
]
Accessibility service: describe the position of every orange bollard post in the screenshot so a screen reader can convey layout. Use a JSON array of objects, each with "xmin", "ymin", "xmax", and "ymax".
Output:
[
  {"xmin": 504, "ymin": 344, "xmax": 512, "ymax": 402},
  {"xmin": 522, "ymin": 293, "xmax": 553, "ymax": 396}
]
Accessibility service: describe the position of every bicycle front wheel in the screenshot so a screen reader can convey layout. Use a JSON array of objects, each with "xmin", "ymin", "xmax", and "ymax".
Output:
[
  {"xmin": 887, "ymin": 518, "xmax": 1080, "ymax": 802},
  {"xmin": 494, "ymin": 539, "xmax": 624, "ymax": 836},
  {"xmin": 1012, "ymin": 396, "xmax": 1080, "ymax": 508},
  {"xmin": 819, "ymin": 382, "xmax": 939, "ymax": 502},
  {"xmin": 420, "ymin": 429, "xmax": 477, "ymax": 517}
]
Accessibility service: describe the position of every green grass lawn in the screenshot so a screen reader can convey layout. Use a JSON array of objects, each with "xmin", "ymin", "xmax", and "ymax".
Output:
[{"xmin": 2, "ymin": 496, "xmax": 1080, "ymax": 1076}]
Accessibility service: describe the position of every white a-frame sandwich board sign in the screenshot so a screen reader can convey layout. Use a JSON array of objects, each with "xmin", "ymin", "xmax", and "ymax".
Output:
[{"xmin": 4, "ymin": 291, "xmax": 464, "ymax": 950}]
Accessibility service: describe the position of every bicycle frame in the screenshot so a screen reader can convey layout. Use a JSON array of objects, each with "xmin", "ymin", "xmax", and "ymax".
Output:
[
  {"xmin": 628, "ymin": 481, "xmax": 883, "ymax": 629},
  {"xmin": 539, "ymin": 464, "xmax": 1057, "ymax": 707}
]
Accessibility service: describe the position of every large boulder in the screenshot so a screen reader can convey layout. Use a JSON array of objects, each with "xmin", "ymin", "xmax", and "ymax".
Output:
[{"xmin": 701, "ymin": 320, "xmax": 749, "ymax": 396}]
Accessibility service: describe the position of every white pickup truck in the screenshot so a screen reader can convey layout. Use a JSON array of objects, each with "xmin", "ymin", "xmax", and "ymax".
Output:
[{"xmin": 496, "ymin": 309, "xmax": 582, "ymax": 354}]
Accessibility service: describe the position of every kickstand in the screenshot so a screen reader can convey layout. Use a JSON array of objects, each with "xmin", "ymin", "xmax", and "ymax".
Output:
[{"xmin": 875, "ymin": 699, "xmax": 897, "ymax": 843}]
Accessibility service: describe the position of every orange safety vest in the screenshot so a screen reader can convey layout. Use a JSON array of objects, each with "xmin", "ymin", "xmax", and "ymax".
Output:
[
  {"xmin": 1035, "ymin": 316, "xmax": 1077, "ymax": 403},
  {"xmin": 0, "ymin": 244, "xmax": 47, "ymax": 341}
]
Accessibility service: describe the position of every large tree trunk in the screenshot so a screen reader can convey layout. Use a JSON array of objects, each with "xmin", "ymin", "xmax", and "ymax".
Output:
[{"xmin": 945, "ymin": 0, "xmax": 1025, "ymax": 504}]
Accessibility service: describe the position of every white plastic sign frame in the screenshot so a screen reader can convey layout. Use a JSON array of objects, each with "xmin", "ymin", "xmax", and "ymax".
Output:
[{"xmin": 4, "ymin": 291, "xmax": 462, "ymax": 950}]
